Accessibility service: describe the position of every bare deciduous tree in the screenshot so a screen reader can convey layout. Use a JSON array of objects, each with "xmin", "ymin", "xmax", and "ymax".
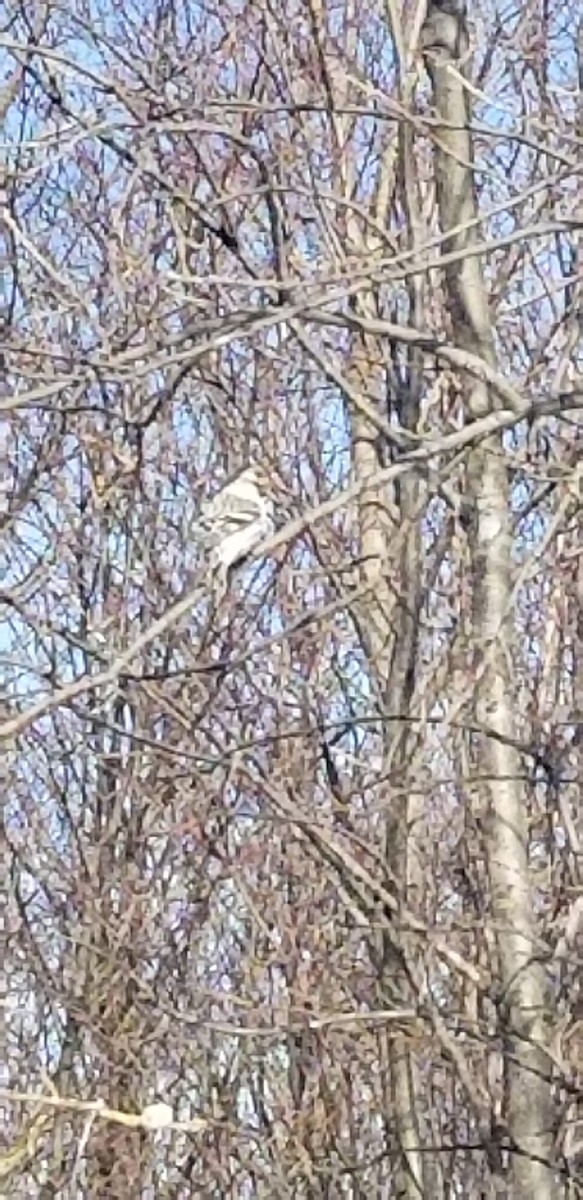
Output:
[{"xmin": 2, "ymin": 0, "xmax": 581, "ymax": 1196}]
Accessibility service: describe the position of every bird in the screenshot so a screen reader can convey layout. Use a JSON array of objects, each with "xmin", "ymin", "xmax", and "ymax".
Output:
[{"xmin": 197, "ymin": 466, "xmax": 277, "ymax": 578}]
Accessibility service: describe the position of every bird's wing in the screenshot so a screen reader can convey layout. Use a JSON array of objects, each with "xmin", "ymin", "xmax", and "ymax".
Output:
[
  {"xmin": 206, "ymin": 492, "xmax": 262, "ymax": 524},
  {"xmin": 203, "ymin": 480, "xmax": 267, "ymax": 523}
]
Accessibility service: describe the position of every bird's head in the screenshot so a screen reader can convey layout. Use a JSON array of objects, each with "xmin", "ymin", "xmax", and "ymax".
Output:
[{"xmin": 238, "ymin": 464, "xmax": 289, "ymax": 498}]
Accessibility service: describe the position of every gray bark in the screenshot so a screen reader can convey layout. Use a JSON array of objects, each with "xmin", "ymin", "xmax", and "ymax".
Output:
[{"xmin": 422, "ymin": 3, "xmax": 558, "ymax": 1195}]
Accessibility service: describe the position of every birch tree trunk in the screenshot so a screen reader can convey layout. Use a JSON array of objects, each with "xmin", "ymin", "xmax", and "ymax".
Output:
[{"xmin": 421, "ymin": 3, "xmax": 557, "ymax": 1195}]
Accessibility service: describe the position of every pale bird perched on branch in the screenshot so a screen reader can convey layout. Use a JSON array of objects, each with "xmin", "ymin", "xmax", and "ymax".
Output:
[{"xmin": 197, "ymin": 466, "xmax": 277, "ymax": 576}]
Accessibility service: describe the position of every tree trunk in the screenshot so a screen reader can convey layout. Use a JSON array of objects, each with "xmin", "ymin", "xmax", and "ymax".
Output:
[{"xmin": 422, "ymin": 4, "xmax": 557, "ymax": 1195}]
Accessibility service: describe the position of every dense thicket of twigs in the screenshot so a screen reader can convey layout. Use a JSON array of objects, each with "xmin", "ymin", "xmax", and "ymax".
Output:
[{"xmin": 2, "ymin": 0, "xmax": 581, "ymax": 1195}]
